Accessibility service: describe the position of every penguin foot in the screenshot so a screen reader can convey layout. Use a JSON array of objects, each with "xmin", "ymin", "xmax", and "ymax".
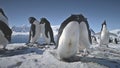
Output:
[
  {"xmin": 81, "ymin": 52, "xmax": 89, "ymax": 57},
  {"xmin": 80, "ymin": 49, "xmax": 90, "ymax": 57},
  {"xmin": 26, "ymin": 43, "xmax": 34, "ymax": 47},
  {"xmin": 3, "ymin": 48, "xmax": 8, "ymax": 51}
]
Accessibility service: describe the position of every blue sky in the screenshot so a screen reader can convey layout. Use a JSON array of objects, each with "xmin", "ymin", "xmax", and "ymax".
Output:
[{"xmin": 0, "ymin": 0, "xmax": 120, "ymax": 32}]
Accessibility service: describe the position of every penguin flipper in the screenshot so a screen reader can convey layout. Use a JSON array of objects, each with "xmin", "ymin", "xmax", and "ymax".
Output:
[
  {"xmin": 45, "ymin": 24, "xmax": 49, "ymax": 38},
  {"xmin": 31, "ymin": 24, "xmax": 36, "ymax": 37}
]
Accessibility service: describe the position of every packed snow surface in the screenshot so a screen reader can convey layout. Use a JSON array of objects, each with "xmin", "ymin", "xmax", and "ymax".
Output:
[
  {"xmin": 0, "ymin": 43, "xmax": 120, "ymax": 68},
  {"xmin": 0, "ymin": 26, "xmax": 120, "ymax": 68}
]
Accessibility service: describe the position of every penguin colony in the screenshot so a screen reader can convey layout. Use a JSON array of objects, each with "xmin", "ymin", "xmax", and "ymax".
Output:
[
  {"xmin": 0, "ymin": 8, "xmax": 119, "ymax": 60},
  {"xmin": 28, "ymin": 17, "xmax": 55, "ymax": 45}
]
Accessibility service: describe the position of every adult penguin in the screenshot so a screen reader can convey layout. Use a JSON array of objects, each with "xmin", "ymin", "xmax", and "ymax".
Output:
[
  {"xmin": 40, "ymin": 18, "xmax": 55, "ymax": 45},
  {"xmin": 99, "ymin": 21, "xmax": 109, "ymax": 47},
  {"xmin": 28, "ymin": 17, "xmax": 41, "ymax": 45},
  {"xmin": 56, "ymin": 14, "xmax": 91, "ymax": 60}
]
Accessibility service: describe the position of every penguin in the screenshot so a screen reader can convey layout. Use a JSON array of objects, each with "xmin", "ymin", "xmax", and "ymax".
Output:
[
  {"xmin": 0, "ymin": 8, "xmax": 8, "ymax": 26},
  {"xmin": 99, "ymin": 21, "xmax": 109, "ymax": 47},
  {"xmin": 56, "ymin": 14, "xmax": 91, "ymax": 60},
  {"xmin": 109, "ymin": 37, "xmax": 113, "ymax": 43},
  {"xmin": 28, "ymin": 17, "xmax": 41, "ymax": 45},
  {"xmin": 91, "ymin": 36, "xmax": 98, "ymax": 44},
  {"xmin": 40, "ymin": 18, "xmax": 55, "ymax": 45},
  {"xmin": 0, "ymin": 21, "xmax": 12, "ymax": 50},
  {"xmin": 113, "ymin": 38, "xmax": 118, "ymax": 44}
]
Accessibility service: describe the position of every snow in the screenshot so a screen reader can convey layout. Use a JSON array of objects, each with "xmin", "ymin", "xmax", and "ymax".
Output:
[
  {"xmin": 0, "ymin": 25, "xmax": 120, "ymax": 68},
  {"xmin": 0, "ymin": 43, "xmax": 120, "ymax": 68}
]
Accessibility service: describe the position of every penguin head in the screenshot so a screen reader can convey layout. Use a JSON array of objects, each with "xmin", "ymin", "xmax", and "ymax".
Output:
[
  {"xmin": 28, "ymin": 17, "xmax": 36, "ymax": 24},
  {"xmin": 101, "ymin": 20, "xmax": 108, "ymax": 32},
  {"xmin": 0, "ymin": 8, "xmax": 4, "ymax": 16},
  {"xmin": 70, "ymin": 14, "xmax": 87, "ymax": 23},
  {"xmin": 102, "ymin": 21, "xmax": 107, "ymax": 26},
  {"xmin": 40, "ymin": 17, "xmax": 50, "ymax": 25},
  {"xmin": 0, "ymin": 8, "xmax": 8, "ymax": 19},
  {"xmin": 102, "ymin": 20, "xmax": 107, "ymax": 29}
]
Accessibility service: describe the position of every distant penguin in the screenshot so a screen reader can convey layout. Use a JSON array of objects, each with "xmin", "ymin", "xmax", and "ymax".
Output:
[
  {"xmin": 28, "ymin": 17, "xmax": 41, "ymax": 44},
  {"xmin": 99, "ymin": 21, "xmax": 109, "ymax": 47},
  {"xmin": 0, "ymin": 8, "xmax": 8, "ymax": 26},
  {"xmin": 109, "ymin": 37, "xmax": 113, "ymax": 43},
  {"xmin": 40, "ymin": 18, "xmax": 55, "ymax": 45},
  {"xmin": 113, "ymin": 38, "xmax": 118, "ymax": 44},
  {"xmin": 56, "ymin": 14, "xmax": 91, "ymax": 60},
  {"xmin": 0, "ymin": 21, "xmax": 12, "ymax": 50},
  {"xmin": 91, "ymin": 36, "xmax": 98, "ymax": 44}
]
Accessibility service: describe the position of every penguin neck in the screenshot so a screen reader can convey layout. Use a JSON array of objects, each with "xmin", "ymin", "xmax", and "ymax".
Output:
[{"xmin": 102, "ymin": 25, "xmax": 108, "ymax": 31}]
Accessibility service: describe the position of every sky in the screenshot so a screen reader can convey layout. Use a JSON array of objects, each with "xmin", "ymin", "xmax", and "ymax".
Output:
[{"xmin": 0, "ymin": 0, "xmax": 120, "ymax": 32}]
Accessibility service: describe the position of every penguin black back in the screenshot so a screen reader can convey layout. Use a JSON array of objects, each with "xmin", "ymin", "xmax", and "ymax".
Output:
[
  {"xmin": 0, "ymin": 20, "xmax": 12, "ymax": 42},
  {"xmin": 29, "ymin": 17, "xmax": 36, "ymax": 24},
  {"xmin": 40, "ymin": 18, "xmax": 55, "ymax": 43}
]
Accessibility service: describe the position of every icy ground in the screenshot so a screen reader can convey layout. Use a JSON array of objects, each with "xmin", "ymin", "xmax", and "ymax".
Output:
[
  {"xmin": 0, "ymin": 26, "xmax": 120, "ymax": 68},
  {"xmin": 0, "ymin": 43, "xmax": 120, "ymax": 68}
]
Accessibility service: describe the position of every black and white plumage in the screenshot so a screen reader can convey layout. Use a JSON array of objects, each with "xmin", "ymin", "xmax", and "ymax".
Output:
[
  {"xmin": 91, "ymin": 36, "xmax": 98, "ymax": 44},
  {"xmin": 56, "ymin": 14, "xmax": 91, "ymax": 59},
  {"xmin": 28, "ymin": 17, "xmax": 41, "ymax": 44},
  {"xmin": 0, "ymin": 8, "xmax": 12, "ymax": 49},
  {"xmin": 0, "ymin": 8, "xmax": 8, "ymax": 26},
  {"xmin": 40, "ymin": 18, "xmax": 55, "ymax": 45},
  {"xmin": 99, "ymin": 21, "xmax": 109, "ymax": 47}
]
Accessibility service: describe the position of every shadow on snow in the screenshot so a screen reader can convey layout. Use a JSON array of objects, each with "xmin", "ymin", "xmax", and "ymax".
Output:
[
  {"xmin": 0, "ymin": 47, "xmax": 44, "ymax": 57},
  {"xmin": 63, "ymin": 55, "xmax": 120, "ymax": 68}
]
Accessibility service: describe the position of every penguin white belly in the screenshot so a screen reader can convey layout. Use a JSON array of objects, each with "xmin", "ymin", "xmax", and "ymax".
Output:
[
  {"xmin": 30, "ymin": 23, "xmax": 41, "ymax": 43},
  {"xmin": 79, "ymin": 22, "xmax": 90, "ymax": 50},
  {"xmin": 41, "ymin": 23, "xmax": 51, "ymax": 44},
  {"xmin": 57, "ymin": 21, "xmax": 79, "ymax": 59},
  {"xmin": 44, "ymin": 32, "xmax": 51, "ymax": 44},
  {"xmin": 0, "ymin": 30, "xmax": 8, "ymax": 48},
  {"xmin": 100, "ymin": 30, "xmax": 109, "ymax": 45}
]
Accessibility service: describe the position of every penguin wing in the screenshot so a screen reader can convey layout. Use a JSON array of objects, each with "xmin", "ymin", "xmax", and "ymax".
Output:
[
  {"xmin": 45, "ymin": 24, "xmax": 49, "ymax": 38},
  {"xmin": 0, "ymin": 21, "xmax": 12, "ymax": 42},
  {"xmin": 49, "ymin": 27, "xmax": 55, "ymax": 43},
  {"xmin": 31, "ymin": 24, "xmax": 36, "ymax": 37}
]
